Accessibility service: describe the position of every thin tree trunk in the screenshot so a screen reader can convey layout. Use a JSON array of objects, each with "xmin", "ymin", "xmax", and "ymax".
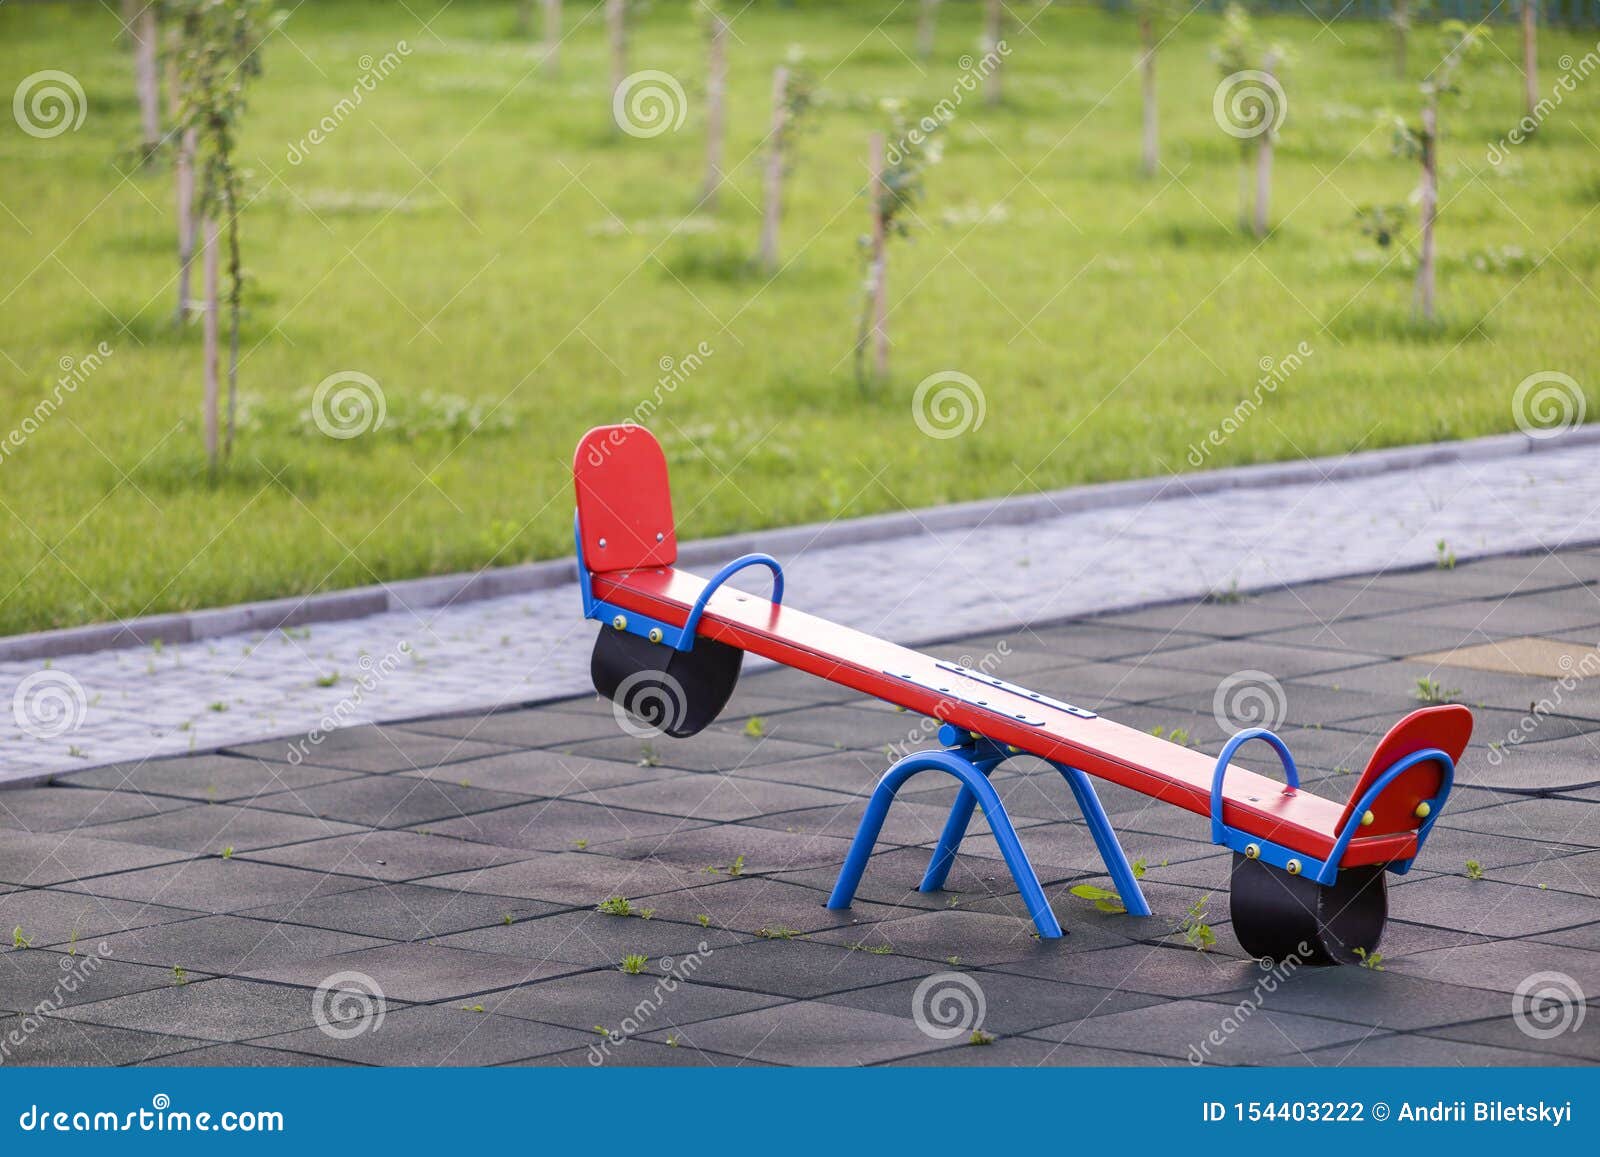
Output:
[
  {"xmin": 1394, "ymin": 0, "xmax": 1407, "ymax": 79},
  {"xmin": 1139, "ymin": 16, "xmax": 1157, "ymax": 177},
  {"xmin": 132, "ymin": 4, "xmax": 161, "ymax": 160},
  {"xmin": 543, "ymin": 0, "xmax": 561, "ymax": 72},
  {"xmin": 516, "ymin": 0, "xmax": 533, "ymax": 36},
  {"xmin": 1522, "ymin": 0, "xmax": 1539, "ymax": 119},
  {"xmin": 983, "ymin": 0, "xmax": 1003, "ymax": 106},
  {"xmin": 869, "ymin": 133, "xmax": 889, "ymax": 381},
  {"xmin": 916, "ymin": 0, "xmax": 940, "ymax": 59},
  {"xmin": 607, "ymin": 0, "xmax": 627, "ymax": 114},
  {"xmin": 202, "ymin": 216, "xmax": 220, "ymax": 467},
  {"xmin": 1237, "ymin": 151, "xmax": 1251, "ymax": 232},
  {"xmin": 119, "ymin": 0, "xmax": 137, "ymax": 47},
  {"xmin": 225, "ymin": 200, "xmax": 242, "ymax": 458},
  {"xmin": 1253, "ymin": 54, "xmax": 1277, "ymax": 239},
  {"xmin": 1414, "ymin": 102, "xmax": 1438, "ymax": 323},
  {"xmin": 175, "ymin": 128, "xmax": 197, "ymax": 322},
  {"xmin": 703, "ymin": 10, "xmax": 727, "ymax": 208},
  {"xmin": 758, "ymin": 66, "xmax": 789, "ymax": 273}
]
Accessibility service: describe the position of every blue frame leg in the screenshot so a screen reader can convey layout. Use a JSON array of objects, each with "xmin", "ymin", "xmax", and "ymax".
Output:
[
  {"xmin": 1054, "ymin": 763, "xmax": 1152, "ymax": 917},
  {"xmin": 827, "ymin": 748, "xmax": 1062, "ymax": 939},
  {"xmin": 918, "ymin": 784, "xmax": 978, "ymax": 893}
]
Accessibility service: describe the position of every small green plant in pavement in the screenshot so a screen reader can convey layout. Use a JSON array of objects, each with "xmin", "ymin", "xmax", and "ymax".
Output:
[
  {"xmin": 755, "ymin": 925, "xmax": 801, "ymax": 940},
  {"xmin": 620, "ymin": 954, "xmax": 648, "ymax": 975},
  {"xmin": 969, "ymin": 1028, "xmax": 996, "ymax": 1046},
  {"xmin": 597, "ymin": 895, "xmax": 652, "ymax": 919},
  {"xmin": 1465, "ymin": 859, "xmax": 1484, "ymax": 880},
  {"xmin": 1434, "ymin": 539, "xmax": 1456, "ymax": 569},
  {"xmin": 743, "ymin": 716, "xmax": 766, "ymax": 739},
  {"xmin": 12, "ymin": 926, "xmax": 32, "ymax": 949},
  {"xmin": 1069, "ymin": 883, "xmax": 1127, "ymax": 914},
  {"xmin": 1180, "ymin": 898, "xmax": 1216, "ymax": 951},
  {"xmin": 1353, "ymin": 947, "xmax": 1385, "ymax": 970},
  {"xmin": 1414, "ymin": 677, "xmax": 1459, "ymax": 705},
  {"xmin": 696, "ymin": 914, "xmax": 711, "ymax": 928},
  {"xmin": 172, "ymin": 965, "xmax": 189, "ymax": 985}
]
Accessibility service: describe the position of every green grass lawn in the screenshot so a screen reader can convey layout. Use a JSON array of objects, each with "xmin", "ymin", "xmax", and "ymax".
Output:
[{"xmin": 2, "ymin": 1, "xmax": 1597, "ymax": 636}]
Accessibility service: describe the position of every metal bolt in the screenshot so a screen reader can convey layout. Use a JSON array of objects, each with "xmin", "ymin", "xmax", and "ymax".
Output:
[
  {"xmin": 1285, "ymin": 858, "xmax": 1302, "ymax": 876},
  {"xmin": 655, "ymin": 531, "xmax": 664, "ymax": 542},
  {"xmin": 598, "ymin": 538, "xmax": 608, "ymax": 549},
  {"xmin": 1244, "ymin": 843, "xmax": 1261, "ymax": 860},
  {"xmin": 1414, "ymin": 801, "xmax": 1432, "ymax": 819},
  {"xmin": 647, "ymin": 628, "xmax": 663, "ymax": 644},
  {"xmin": 611, "ymin": 614, "xmax": 627, "ymax": 631}
]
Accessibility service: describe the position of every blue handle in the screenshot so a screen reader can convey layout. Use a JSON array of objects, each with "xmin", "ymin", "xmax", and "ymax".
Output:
[
  {"xmin": 1210, "ymin": 727, "xmax": 1300, "ymax": 844},
  {"xmin": 1325, "ymin": 747, "xmax": 1453, "ymax": 869},
  {"xmin": 678, "ymin": 554, "xmax": 784, "ymax": 651}
]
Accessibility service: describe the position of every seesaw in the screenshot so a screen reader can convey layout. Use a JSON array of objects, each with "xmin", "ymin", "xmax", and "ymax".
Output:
[{"xmin": 572, "ymin": 424, "xmax": 1471, "ymax": 964}]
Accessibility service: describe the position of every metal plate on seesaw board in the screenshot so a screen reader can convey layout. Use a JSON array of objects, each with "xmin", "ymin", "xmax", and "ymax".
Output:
[{"xmin": 882, "ymin": 662, "xmax": 1098, "ymax": 728}]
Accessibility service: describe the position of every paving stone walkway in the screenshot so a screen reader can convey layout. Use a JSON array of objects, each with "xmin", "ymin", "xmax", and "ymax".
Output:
[
  {"xmin": 4, "ymin": 439, "xmax": 1599, "ymax": 782},
  {"xmin": 0, "ymin": 550, "xmax": 1596, "ymax": 1066}
]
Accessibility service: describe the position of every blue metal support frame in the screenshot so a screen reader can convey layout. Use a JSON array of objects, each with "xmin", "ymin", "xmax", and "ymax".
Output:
[
  {"xmin": 575, "ymin": 512, "xmax": 784, "ymax": 653},
  {"xmin": 829, "ymin": 724, "xmax": 1152, "ymax": 938},
  {"xmin": 1207, "ymin": 725, "xmax": 1455, "ymax": 887}
]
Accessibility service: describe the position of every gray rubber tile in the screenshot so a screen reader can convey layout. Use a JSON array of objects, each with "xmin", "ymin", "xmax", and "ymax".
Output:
[
  {"xmin": 0, "ymin": 1011, "xmax": 205, "ymax": 1066},
  {"xmin": 397, "ymin": 748, "xmax": 680, "ymax": 797},
  {"xmin": 226, "ymin": 727, "xmax": 515, "ymax": 773},
  {"xmin": 91, "ymin": 914, "xmax": 388, "ymax": 975},
  {"xmin": 54, "ymin": 753, "xmax": 353, "ymax": 803},
  {"xmin": 1147, "ymin": 639, "xmax": 1390, "ymax": 682},
  {"xmin": 1388, "ymin": 874, "xmax": 1600, "ymax": 937},
  {"xmin": 667, "ymin": 938, "xmax": 938, "ymax": 999},
  {"xmin": 641, "ymin": 999, "xmax": 941, "ymax": 1066},
  {"xmin": 1442, "ymin": 797, "xmax": 1600, "ymax": 846},
  {"xmin": 821, "ymin": 968, "xmax": 1162, "ymax": 1037},
  {"xmin": 534, "ymin": 1039, "xmax": 774, "ymax": 1067},
  {"xmin": 56, "ymin": 976, "xmax": 370, "ymax": 1043},
  {"xmin": 884, "ymin": 1036, "xmax": 1179, "ymax": 1066},
  {"xmin": 421, "ymin": 798, "xmax": 709, "ymax": 853},
  {"xmin": 244, "ymin": 828, "xmax": 535, "ymax": 883},
  {"xmin": 807, "ymin": 907, "xmax": 1132, "ymax": 968},
  {"xmin": 1390, "ymin": 938, "xmax": 1600, "ymax": 996},
  {"xmin": 250, "ymin": 775, "xmax": 534, "ymax": 829},
  {"xmin": 1459, "ymin": 738, "xmax": 1600, "ymax": 794},
  {"xmin": 0, "ymin": 830, "xmax": 188, "ymax": 887},
  {"xmin": 0, "ymin": 889, "xmax": 203, "ymax": 948},
  {"xmin": 488, "ymin": 968, "xmax": 786, "ymax": 1032},
  {"xmin": 241, "ymin": 881, "xmax": 561, "ymax": 940},
  {"xmin": 1091, "ymin": 601, "xmax": 1315, "ymax": 639},
  {"xmin": 708, "ymin": 704, "xmax": 914, "ymax": 752},
  {"xmin": 256, "ymin": 1003, "xmax": 592, "ymax": 1065},
  {"xmin": 424, "ymin": 851, "xmax": 712, "ymax": 906},
  {"xmin": 990, "ymin": 942, "xmax": 1264, "ymax": 997},
  {"xmin": 56, "ymin": 858, "xmax": 368, "ymax": 916},
  {"xmin": 1425, "ymin": 1015, "xmax": 1600, "ymax": 1062},
  {"xmin": 241, "ymin": 941, "xmax": 581, "ymax": 1003},
  {"xmin": 630, "ymin": 876, "xmax": 903, "ymax": 936},
  {"xmin": 0, "ymin": 948, "xmax": 210, "ymax": 1014},
  {"xmin": 395, "ymin": 705, "xmax": 638, "ymax": 747},
  {"xmin": 140, "ymin": 1042, "xmax": 353, "ymax": 1066},
  {"xmin": 1036, "ymin": 997, "xmax": 1371, "ymax": 1064},
  {"xmin": 598, "ymin": 821, "xmax": 857, "ymax": 873},
  {"xmin": 574, "ymin": 775, "xmax": 854, "ymax": 823},
  {"xmin": 563, "ymin": 731, "xmax": 835, "ymax": 773},
  {"xmin": 436, "ymin": 910, "xmax": 747, "ymax": 968},
  {"xmin": 0, "ymin": 787, "xmax": 191, "ymax": 834},
  {"xmin": 1290, "ymin": 1030, "xmax": 1586, "ymax": 1067},
  {"xmin": 1249, "ymin": 965, "xmax": 1509, "ymax": 1031},
  {"xmin": 84, "ymin": 804, "xmax": 367, "ymax": 855}
]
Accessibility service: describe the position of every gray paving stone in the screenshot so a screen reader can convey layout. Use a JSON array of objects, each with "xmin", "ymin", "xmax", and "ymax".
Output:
[
  {"xmin": 424, "ymin": 851, "xmax": 713, "ymax": 907},
  {"xmin": 91, "ymin": 915, "xmax": 387, "ymax": 975},
  {"xmin": 1290, "ymin": 1030, "xmax": 1587, "ymax": 1067},
  {"xmin": 242, "ymin": 881, "xmax": 561, "ymax": 940},
  {"xmin": 670, "ymin": 938, "xmax": 937, "ymax": 999},
  {"xmin": 710, "ymin": 704, "xmax": 915, "ymax": 752},
  {"xmin": 487, "ymin": 968, "xmax": 786, "ymax": 1032},
  {"xmin": 227, "ymin": 727, "xmax": 515, "ymax": 773},
  {"xmin": 140, "ymin": 1042, "xmax": 353, "ymax": 1066},
  {"xmin": 421, "ymin": 798, "xmax": 710, "ymax": 853},
  {"xmin": 642, "ymin": 999, "xmax": 940, "ymax": 1066},
  {"xmin": 991, "ymin": 942, "xmax": 1263, "ymax": 997},
  {"xmin": 1037, "ymin": 996, "xmax": 1371, "ymax": 1064},
  {"xmin": 0, "ymin": 830, "xmax": 188, "ymax": 887},
  {"xmin": 244, "ymin": 829, "xmax": 534, "ymax": 883},
  {"xmin": 1388, "ymin": 874, "xmax": 1600, "ymax": 937},
  {"xmin": 242, "ymin": 941, "xmax": 581, "ymax": 1003},
  {"xmin": 1249, "ymin": 966, "xmax": 1509, "ymax": 1030},
  {"xmin": 84, "ymin": 804, "xmax": 367, "ymax": 855},
  {"xmin": 885, "ymin": 1035, "xmax": 1178, "ymax": 1066},
  {"xmin": 628, "ymin": 876, "xmax": 903, "ymax": 936},
  {"xmin": 0, "ymin": 1012, "xmax": 205, "ymax": 1066},
  {"xmin": 56, "ymin": 976, "xmax": 369, "ymax": 1043},
  {"xmin": 57, "ymin": 858, "xmax": 368, "ymax": 916},
  {"xmin": 534, "ymin": 1038, "xmax": 773, "ymax": 1067},
  {"xmin": 1443, "ymin": 797, "xmax": 1600, "ymax": 846},
  {"xmin": 399, "ymin": 748, "xmax": 680, "ymax": 797},
  {"xmin": 436, "ymin": 910, "xmax": 747, "ymax": 968},
  {"xmin": 256, "ymin": 1004, "xmax": 592, "ymax": 1065},
  {"xmin": 1391, "ymin": 938, "xmax": 1600, "ymax": 996},
  {"xmin": 250, "ymin": 775, "xmax": 534, "ymax": 829},
  {"xmin": 54, "ymin": 754, "xmax": 352, "ymax": 803},
  {"xmin": 1425, "ymin": 1014, "xmax": 1600, "ymax": 1062},
  {"xmin": 396, "ymin": 705, "xmax": 636, "ymax": 747},
  {"xmin": 599, "ymin": 821, "xmax": 858, "ymax": 873},
  {"xmin": 808, "ymin": 908, "xmax": 1131, "ymax": 968}
]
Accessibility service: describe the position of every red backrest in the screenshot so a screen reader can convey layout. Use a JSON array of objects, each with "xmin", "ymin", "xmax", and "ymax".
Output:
[
  {"xmin": 574, "ymin": 425, "xmax": 677, "ymax": 574},
  {"xmin": 1336, "ymin": 704, "xmax": 1473, "ymax": 836}
]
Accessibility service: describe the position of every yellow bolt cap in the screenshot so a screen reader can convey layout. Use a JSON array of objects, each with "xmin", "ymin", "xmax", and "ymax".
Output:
[
  {"xmin": 1286, "ymin": 858, "xmax": 1302, "ymax": 876},
  {"xmin": 1414, "ymin": 802, "xmax": 1432, "ymax": 819},
  {"xmin": 611, "ymin": 614, "xmax": 627, "ymax": 630},
  {"xmin": 1360, "ymin": 810, "xmax": 1375, "ymax": 827}
]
